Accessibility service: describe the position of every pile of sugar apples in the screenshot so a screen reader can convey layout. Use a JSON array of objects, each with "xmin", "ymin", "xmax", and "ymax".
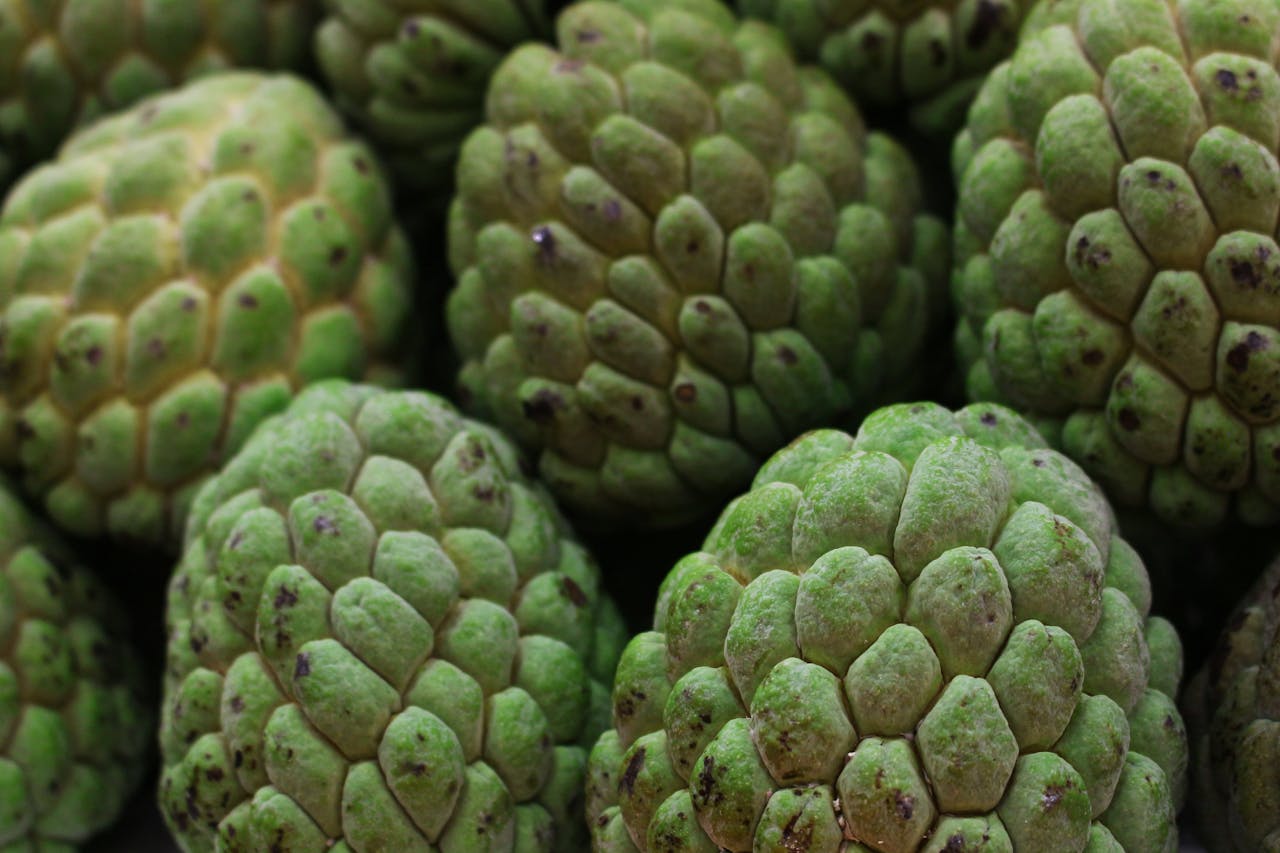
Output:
[{"xmin": 0, "ymin": 0, "xmax": 1277, "ymax": 850}]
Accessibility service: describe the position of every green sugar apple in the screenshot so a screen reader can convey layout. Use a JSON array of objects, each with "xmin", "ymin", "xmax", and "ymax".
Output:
[
  {"xmin": 315, "ymin": 0, "xmax": 554, "ymax": 193},
  {"xmin": 0, "ymin": 72, "xmax": 413, "ymax": 551},
  {"xmin": 0, "ymin": 0, "xmax": 317, "ymax": 190},
  {"xmin": 1187, "ymin": 554, "xmax": 1280, "ymax": 852},
  {"xmin": 0, "ymin": 480, "xmax": 151, "ymax": 849},
  {"xmin": 159, "ymin": 380, "xmax": 628, "ymax": 853},
  {"xmin": 447, "ymin": 0, "xmax": 949, "ymax": 529},
  {"xmin": 952, "ymin": 0, "xmax": 1280, "ymax": 529},
  {"xmin": 735, "ymin": 0, "xmax": 1025, "ymax": 134},
  {"xmin": 588, "ymin": 401, "xmax": 1187, "ymax": 852}
]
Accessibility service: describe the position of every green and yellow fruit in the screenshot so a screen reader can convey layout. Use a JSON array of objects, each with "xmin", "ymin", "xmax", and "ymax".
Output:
[
  {"xmin": 952, "ymin": 0, "xmax": 1280, "ymax": 529},
  {"xmin": 0, "ymin": 480, "xmax": 151, "ymax": 849},
  {"xmin": 589, "ymin": 401, "xmax": 1187, "ymax": 851},
  {"xmin": 448, "ymin": 0, "xmax": 948, "ymax": 529},
  {"xmin": 0, "ymin": 72, "xmax": 413, "ymax": 551},
  {"xmin": 736, "ymin": 0, "xmax": 1025, "ymax": 134},
  {"xmin": 0, "ymin": 0, "xmax": 318, "ymax": 189},
  {"xmin": 160, "ymin": 380, "xmax": 627, "ymax": 853},
  {"xmin": 315, "ymin": 0, "xmax": 553, "ymax": 192},
  {"xmin": 1188, "ymin": 554, "xmax": 1280, "ymax": 852}
]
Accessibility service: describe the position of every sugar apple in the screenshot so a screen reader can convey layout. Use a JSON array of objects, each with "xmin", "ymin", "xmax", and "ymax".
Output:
[
  {"xmin": 735, "ymin": 0, "xmax": 1024, "ymax": 134},
  {"xmin": 159, "ymin": 380, "xmax": 628, "ymax": 853},
  {"xmin": 0, "ymin": 479, "xmax": 151, "ymax": 849},
  {"xmin": 952, "ymin": 0, "xmax": 1280, "ymax": 530},
  {"xmin": 0, "ymin": 0, "xmax": 318, "ymax": 191},
  {"xmin": 1187, "ymin": 554, "xmax": 1280, "ymax": 851},
  {"xmin": 0, "ymin": 71, "xmax": 414, "ymax": 551},
  {"xmin": 448, "ymin": 0, "xmax": 949, "ymax": 529},
  {"xmin": 315, "ymin": 0, "xmax": 553, "ymax": 193},
  {"xmin": 588, "ymin": 401, "xmax": 1188, "ymax": 852}
]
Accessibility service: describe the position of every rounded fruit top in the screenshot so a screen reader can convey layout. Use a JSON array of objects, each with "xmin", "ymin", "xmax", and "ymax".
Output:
[
  {"xmin": 735, "ymin": 0, "xmax": 1026, "ymax": 134},
  {"xmin": 0, "ymin": 71, "xmax": 414, "ymax": 551},
  {"xmin": 159, "ymin": 380, "xmax": 628, "ymax": 853},
  {"xmin": 588, "ymin": 401, "xmax": 1187, "ymax": 852},
  {"xmin": 447, "ymin": 0, "xmax": 948, "ymax": 530},
  {"xmin": 0, "ymin": 480, "xmax": 151, "ymax": 848},
  {"xmin": 952, "ymin": 0, "xmax": 1280, "ymax": 530},
  {"xmin": 0, "ymin": 0, "xmax": 317, "ymax": 189},
  {"xmin": 315, "ymin": 0, "xmax": 555, "ymax": 193},
  {"xmin": 1187, "ymin": 554, "xmax": 1280, "ymax": 852}
]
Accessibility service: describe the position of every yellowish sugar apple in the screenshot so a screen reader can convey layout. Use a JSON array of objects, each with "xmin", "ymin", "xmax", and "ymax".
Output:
[{"xmin": 0, "ymin": 72, "xmax": 413, "ymax": 551}]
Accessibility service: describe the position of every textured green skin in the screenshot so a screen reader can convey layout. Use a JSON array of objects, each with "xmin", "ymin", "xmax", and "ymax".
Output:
[
  {"xmin": 0, "ymin": 0, "xmax": 317, "ymax": 191},
  {"xmin": 1188, "ymin": 555, "xmax": 1280, "ymax": 852},
  {"xmin": 448, "ymin": 0, "xmax": 949, "ymax": 529},
  {"xmin": 952, "ymin": 0, "xmax": 1280, "ymax": 530},
  {"xmin": 0, "ymin": 72, "xmax": 414, "ymax": 551},
  {"xmin": 0, "ymin": 480, "xmax": 150, "ymax": 849},
  {"xmin": 159, "ymin": 380, "xmax": 627, "ymax": 853},
  {"xmin": 736, "ymin": 0, "xmax": 1025, "ymax": 134},
  {"xmin": 587, "ymin": 401, "xmax": 1187, "ymax": 852},
  {"xmin": 316, "ymin": 0, "xmax": 552, "ymax": 193}
]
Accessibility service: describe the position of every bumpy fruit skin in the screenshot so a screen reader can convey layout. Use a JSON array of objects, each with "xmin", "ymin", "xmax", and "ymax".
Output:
[
  {"xmin": 159, "ymin": 380, "xmax": 628, "ymax": 853},
  {"xmin": 1188, "ymin": 555, "xmax": 1280, "ymax": 852},
  {"xmin": 315, "ymin": 0, "xmax": 552, "ymax": 193},
  {"xmin": 0, "ymin": 72, "xmax": 413, "ymax": 551},
  {"xmin": 952, "ymin": 0, "xmax": 1280, "ymax": 530},
  {"xmin": 588, "ymin": 401, "xmax": 1188, "ymax": 852},
  {"xmin": 736, "ymin": 0, "xmax": 1024, "ymax": 134},
  {"xmin": 448, "ymin": 0, "xmax": 949, "ymax": 529},
  {"xmin": 0, "ymin": 0, "xmax": 317, "ymax": 190},
  {"xmin": 0, "ymin": 481, "xmax": 151, "ymax": 849}
]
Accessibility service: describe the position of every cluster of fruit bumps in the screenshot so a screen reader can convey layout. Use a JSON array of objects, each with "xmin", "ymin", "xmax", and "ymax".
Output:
[{"xmin": 0, "ymin": 0, "xmax": 1277, "ymax": 851}]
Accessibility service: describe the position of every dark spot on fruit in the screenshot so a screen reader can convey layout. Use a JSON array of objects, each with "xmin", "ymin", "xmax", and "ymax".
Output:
[
  {"xmin": 329, "ymin": 246, "xmax": 348, "ymax": 266},
  {"xmin": 176, "ymin": 411, "xmax": 190, "ymax": 428},
  {"xmin": 233, "ymin": 750, "xmax": 243, "ymax": 768},
  {"xmin": 695, "ymin": 756, "xmax": 721, "ymax": 805},
  {"xmin": 1222, "ymin": 162, "xmax": 1245, "ymax": 181},
  {"xmin": 294, "ymin": 653, "xmax": 311, "ymax": 678},
  {"xmin": 602, "ymin": 198, "xmax": 622, "ymax": 221},
  {"xmin": 1073, "ymin": 235, "xmax": 1111, "ymax": 269},
  {"xmin": 686, "ymin": 239, "xmax": 700, "ymax": 254},
  {"xmin": 238, "ymin": 293, "xmax": 258, "ymax": 308},
  {"xmin": 1042, "ymin": 784, "xmax": 1065, "ymax": 809},
  {"xmin": 555, "ymin": 59, "xmax": 585, "ymax": 73},
  {"xmin": 230, "ymin": 696, "xmax": 245, "ymax": 713},
  {"xmin": 863, "ymin": 31, "xmax": 883, "ymax": 51},
  {"xmin": 630, "ymin": 395, "xmax": 644, "ymax": 410},
  {"xmin": 561, "ymin": 576, "xmax": 589, "ymax": 607},
  {"xmin": 674, "ymin": 382, "xmax": 697, "ymax": 403},
  {"xmin": 532, "ymin": 226, "xmax": 556, "ymax": 262},
  {"xmin": 205, "ymin": 767, "xmax": 224, "ymax": 782},
  {"xmin": 148, "ymin": 338, "xmax": 167, "ymax": 358},
  {"xmin": 403, "ymin": 20, "xmax": 420, "ymax": 37},
  {"xmin": 1082, "ymin": 348, "xmax": 1104, "ymax": 365},
  {"xmin": 576, "ymin": 28, "xmax": 601, "ymax": 42},
  {"xmin": 695, "ymin": 299, "xmax": 711, "ymax": 314},
  {"xmin": 1117, "ymin": 408, "xmax": 1141, "ymax": 431},
  {"xmin": 1227, "ymin": 331, "xmax": 1269, "ymax": 371},
  {"xmin": 313, "ymin": 515, "xmax": 337, "ymax": 534},
  {"xmin": 522, "ymin": 389, "xmax": 562, "ymax": 423},
  {"xmin": 894, "ymin": 792, "xmax": 915, "ymax": 820},
  {"xmin": 620, "ymin": 747, "xmax": 646, "ymax": 794},
  {"xmin": 86, "ymin": 345, "xmax": 103, "ymax": 365},
  {"xmin": 243, "ymin": 190, "xmax": 258, "ymax": 203},
  {"xmin": 777, "ymin": 345, "xmax": 798, "ymax": 365},
  {"xmin": 274, "ymin": 586, "xmax": 298, "ymax": 609},
  {"xmin": 929, "ymin": 39, "xmax": 947, "ymax": 66},
  {"xmin": 473, "ymin": 484, "xmax": 495, "ymax": 502},
  {"xmin": 1231, "ymin": 258, "xmax": 1260, "ymax": 288}
]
